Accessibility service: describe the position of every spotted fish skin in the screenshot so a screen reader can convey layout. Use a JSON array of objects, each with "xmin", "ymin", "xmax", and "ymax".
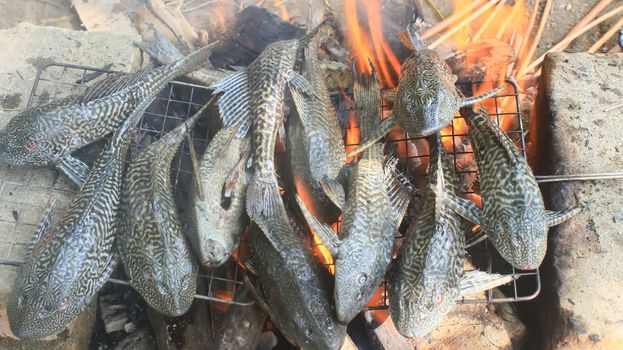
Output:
[
  {"xmin": 187, "ymin": 128, "xmax": 251, "ymax": 268},
  {"xmin": 247, "ymin": 215, "xmax": 346, "ymax": 350},
  {"xmin": 389, "ymin": 134, "xmax": 465, "ymax": 338},
  {"xmin": 0, "ymin": 45, "xmax": 213, "ymax": 177},
  {"xmin": 119, "ymin": 103, "xmax": 210, "ymax": 317},
  {"xmin": 288, "ymin": 0, "xmax": 345, "ymax": 223},
  {"xmin": 6, "ymin": 96, "xmax": 153, "ymax": 340},
  {"xmin": 457, "ymin": 108, "xmax": 580, "ymax": 269}
]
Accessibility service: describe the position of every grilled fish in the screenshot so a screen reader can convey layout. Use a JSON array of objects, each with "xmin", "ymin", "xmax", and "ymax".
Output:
[
  {"xmin": 6, "ymin": 96, "xmax": 153, "ymax": 339},
  {"xmin": 211, "ymin": 24, "xmax": 324, "ymax": 241},
  {"xmin": 118, "ymin": 100, "xmax": 213, "ymax": 316},
  {"xmin": 287, "ymin": 0, "xmax": 346, "ymax": 222},
  {"xmin": 0, "ymin": 44, "xmax": 215, "ymax": 186},
  {"xmin": 389, "ymin": 133, "xmax": 512, "ymax": 338},
  {"xmin": 347, "ymin": 24, "xmax": 502, "ymax": 157},
  {"xmin": 296, "ymin": 67, "xmax": 410, "ymax": 323},
  {"xmin": 447, "ymin": 107, "xmax": 582, "ymax": 269},
  {"xmin": 245, "ymin": 214, "xmax": 346, "ymax": 350},
  {"xmin": 186, "ymin": 127, "xmax": 251, "ymax": 268}
]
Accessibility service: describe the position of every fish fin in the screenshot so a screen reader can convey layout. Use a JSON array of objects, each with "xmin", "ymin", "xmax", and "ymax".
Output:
[
  {"xmin": 82, "ymin": 64, "xmax": 154, "ymax": 102},
  {"xmin": 187, "ymin": 133, "xmax": 205, "ymax": 201},
  {"xmin": 546, "ymin": 206, "xmax": 582, "ymax": 227},
  {"xmin": 58, "ymin": 155, "xmax": 91, "ymax": 186},
  {"xmin": 289, "ymin": 71, "xmax": 316, "ymax": 98},
  {"xmin": 346, "ymin": 115, "xmax": 394, "ymax": 158},
  {"xmin": 211, "ymin": 68, "xmax": 252, "ymax": 137},
  {"xmin": 465, "ymin": 225, "xmax": 487, "ymax": 248},
  {"xmin": 460, "ymin": 86, "xmax": 505, "ymax": 107},
  {"xmin": 397, "ymin": 31, "xmax": 415, "ymax": 50},
  {"xmin": 319, "ymin": 178, "xmax": 345, "ymax": 211},
  {"xmin": 27, "ymin": 198, "xmax": 57, "ymax": 257},
  {"xmin": 459, "ymin": 270, "xmax": 515, "ymax": 297},
  {"xmin": 246, "ymin": 171, "xmax": 287, "ymax": 221},
  {"xmin": 294, "ymin": 194, "xmax": 340, "ymax": 256},
  {"xmin": 380, "ymin": 88, "xmax": 397, "ymax": 102},
  {"xmin": 289, "ymin": 85, "xmax": 311, "ymax": 129},
  {"xmin": 444, "ymin": 194, "xmax": 481, "ymax": 225},
  {"xmin": 384, "ymin": 157, "xmax": 413, "ymax": 227}
]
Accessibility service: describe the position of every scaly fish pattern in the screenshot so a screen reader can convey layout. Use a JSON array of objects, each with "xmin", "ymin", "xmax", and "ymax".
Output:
[
  {"xmin": 118, "ymin": 101, "xmax": 212, "ymax": 316},
  {"xmin": 288, "ymin": 0, "xmax": 346, "ymax": 222},
  {"xmin": 246, "ymin": 214, "xmax": 346, "ymax": 350},
  {"xmin": 6, "ymin": 96, "xmax": 153, "ymax": 340},
  {"xmin": 347, "ymin": 24, "xmax": 502, "ymax": 157},
  {"xmin": 0, "ymin": 44, "xmax": 214, "ymax": 186},
  {"xmin": 447, "ymin": 107, "xmax": 582, "ymax": 269},
  {"xmin": 186, "ymin": 127, "xmax": 251, "ymax": 268},
  {"xmin": 296, "ymin": 68, "xmax": 410, "ymax": 324},
  {"xmin": 211, "ymin": 26, "xmax": 322, "ymax": 241}
]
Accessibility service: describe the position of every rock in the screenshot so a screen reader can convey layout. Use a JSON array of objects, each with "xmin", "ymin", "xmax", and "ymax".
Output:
[
  {"xmin": 425, "ymin": 289, "xmax": 527, "ymax": 350},
  {"xmin": 0, "ymin": 23, "xmax": 141, "ymax": 346},
  {"xmin": 536, "ymin": 52, "xmax": 623, "ymax": 350}
]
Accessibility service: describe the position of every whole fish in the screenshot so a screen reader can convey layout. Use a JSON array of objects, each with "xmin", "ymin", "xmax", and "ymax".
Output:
[
  {"xmin": 186, "ymin": 127, "xmax": 251, "ymax": 268},
  {"xmin": 245, "ymin": 214, "xmax": 346, "ymax": 350},
  {"xmin": 347, "ymin": 24, "xmax": 502, "ymax": 157},
  {"xmin": 211, "ymin": 24, "xmax": 324, "ymax": 238},
  {"xmin": 287, "ymin": 0, "xmax": 346, "ymax": 222},
  {"xmin": 389, "ymin": 133, "xmax": 512, "ymax": 338},
  {"xmin": 212, "ymin": 286, "xmax": 267, "ymax": 350},
  {"xmin": 118, "ymin": 100, "xmax": 213, "ymax": 316},
  {"xmin": 446, "ymin": 107, "xmax": 581, "ymax": 269},
  {"xmin": 0, "ymin": 44, "xmax": 215, "ymax": 186},
  {"xmin": 296, "ymin": 67, "xmax": 410, "ymax": 324},
  {"xmin": 6, "ymin": 96, "xmax": 153, "ymax": 339}
]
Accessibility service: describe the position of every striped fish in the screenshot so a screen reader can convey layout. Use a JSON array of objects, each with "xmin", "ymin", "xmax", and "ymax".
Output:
[
  {"xmin": 211, "ymin": 24, "xmax": 324, "ymax": 248},
  {"xmin": 389, "ymin": 133, "xmax": 512, "ymax": 338},
  {"xmin": 118, "ymin": 100, "xmax": 212, "ymax": 316},
  {"xmin": 296, "ymin": 67, "xmax": 411, "ymax": 324},
  {"xmin": 447, "ymin": 107, "xmax": 582, "ymax": 269},
  {"xmin": 6, "ymin": 96, "xmax": 154, "ymax": 340},
  {"xmin": 287, "ymin": 0, "xmax": 346, "ymax": 223},
  {"xmin": 347, "ymin": 23, "xmax": 502, "ymax": 157},
  {"xmin": 0, "ymin": 44, "xmax": 215, "ymax": 186}
]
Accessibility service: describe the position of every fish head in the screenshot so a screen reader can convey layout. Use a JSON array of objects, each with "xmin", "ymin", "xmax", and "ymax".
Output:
[
  {"xmin": 0, "ymin": 105, "xmax": 68, "ymax": 166},
  {"xmin": 130, "ymin": 245, "xmax": 197, "ymax": 316},
  {"xmin": 334, "ymin": 245, "xmax": 385, "ymax": 323},
  {"xmin": 487, "ymin": 211, "xmax": 548, "ymax": 270},
  {"xmin": 199, "ymin": 238, "xmax": 230, "ymax": 268},
  {"xmin": 7, "ymin": 273, "xmax": 83, "ymax": 339},
  {"xmin": 395, "ymin": 53, "xmax": 460, "ymax": 138},
  {"xmin": 391, "ymin": 281, "xmax": 455, "ymax": 338}
]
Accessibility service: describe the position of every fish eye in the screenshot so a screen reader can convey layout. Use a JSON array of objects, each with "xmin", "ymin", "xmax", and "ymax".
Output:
[
  {"xmin": 144, "ymin": 271, "xmax": 154, "ymax": 284},
  {"xmin": 357, "ymin": 273, "xmax": 368, "ymax": 285},
  {"xmin": 37, "ymin": 304, "xmax": 54, "ymax": 319},
  {"xmin": 59, "ymin": 297, "xmax": 70, "ymax": 310},
  {"xmin": 26, "ymin": 138, "xmax": 37, "ymax": 152}
]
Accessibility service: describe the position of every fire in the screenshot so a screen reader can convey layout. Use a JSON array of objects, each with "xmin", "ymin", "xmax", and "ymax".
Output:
[
  {"xmin": 344, "ymin": 0, "xmax": 401, "ymax": 87},
  {"xmin": 212, "ymin": 291, "xmax": 233, "ymax": 313}
]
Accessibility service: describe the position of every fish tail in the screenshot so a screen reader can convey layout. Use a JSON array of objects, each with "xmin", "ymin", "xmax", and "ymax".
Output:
[
  {"xmin": 246, "ymin": 170, "xmax": 287, "ymax": 221},
  {"xmin": 353, "ymin": 62, "xmax": 384, "ymax": 159},
  {"xmin": 166, "ymin": 41, "xmax": 218, "ymax": 79}
]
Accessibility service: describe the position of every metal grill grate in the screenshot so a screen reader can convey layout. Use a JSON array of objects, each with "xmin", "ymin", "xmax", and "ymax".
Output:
[
  {"xmin": 329, "ymin": 78, "xmax": 540, "ymax": 308},
  {"xmin": 0, "ymin": 63, "xmax": 539, "ymax": 312},
  {"xmin": 0, "ymin": 62, "xmax": 250, "ymax": 306}
]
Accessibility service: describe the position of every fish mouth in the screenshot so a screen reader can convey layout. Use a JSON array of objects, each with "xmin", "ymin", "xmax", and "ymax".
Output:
[{"xmin": 200, "ymin": 239, "xmax": 229, "ymax": 268}]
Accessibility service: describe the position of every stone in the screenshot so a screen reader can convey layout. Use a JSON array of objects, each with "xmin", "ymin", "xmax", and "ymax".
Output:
[
  {"xmin": 537, "ymin": 52, "xmax": 623, "ymax": 350},
  {"xmin": 425, "ymin": 289, "xmax": 527, "ymax": 350},
  {"xmin": 0, "ymin": 23, "xmax": 141, "ymax": 346}
]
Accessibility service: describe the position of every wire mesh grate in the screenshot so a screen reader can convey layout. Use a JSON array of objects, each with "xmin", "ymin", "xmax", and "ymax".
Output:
[{"xmin": 0, "ymin": 63, "xmax": 539, "ymax": 311}]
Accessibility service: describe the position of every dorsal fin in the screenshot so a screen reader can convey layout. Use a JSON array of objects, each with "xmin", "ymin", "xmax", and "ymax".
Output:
[
  {"xmin": 82, "ymin": 64, "xmax": 154, "ymax": 103},
  {"xmin": 383, "ymin": 157, "xmax": 412, "ymax": 228},
  {"xmin": 397, "ymin": 31, "xmax": 415, "ymax": 50}
]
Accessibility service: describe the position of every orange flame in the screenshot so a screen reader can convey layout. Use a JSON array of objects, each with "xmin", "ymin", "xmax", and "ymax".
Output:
[
  {"xmin": 212, "ymin": 291, "xmax": 233, "ymax": 313},
  {"xmin": 344, "ymin": 0, "xmax": 401, "ymax": 87}
]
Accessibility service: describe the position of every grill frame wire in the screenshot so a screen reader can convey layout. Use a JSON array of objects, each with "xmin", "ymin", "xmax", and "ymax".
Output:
[{"xmin": 0, "ymin": 63, "xmax": 539, "ymax": 310}]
